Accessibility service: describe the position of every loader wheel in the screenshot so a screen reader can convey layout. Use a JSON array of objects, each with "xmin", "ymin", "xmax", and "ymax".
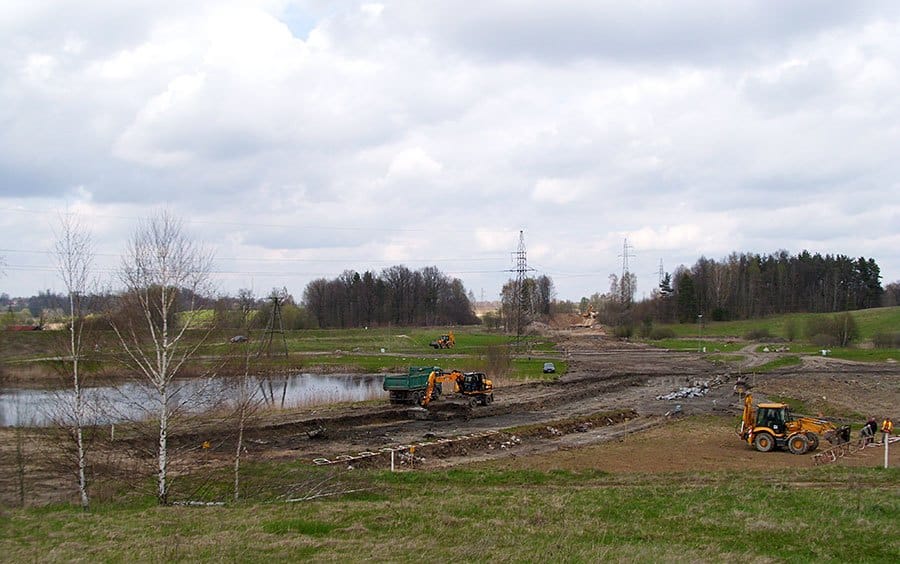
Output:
[
  {"xmin": 788, "ymin": 434, "xmax": 809, "ymax": 455},
  {"xmin": 806, "ymin": 432, "xmax": 820, "ymax": 451},
  {"xmin": 754, "ymin": 432, "xmax": 775, "ymax": 452}
]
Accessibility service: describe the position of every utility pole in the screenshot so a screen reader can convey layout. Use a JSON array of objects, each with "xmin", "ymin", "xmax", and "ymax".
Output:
[
  {"xmin": 257, "ymin": 288, "xmax": 289, "ymax": 358},
  {"xmin": 697, "ymin": 314, "xmax": 703, "ymax": 353},
  {"xmin": 258, "ymin": 288, "xmax": 290, "ymax": 407}
]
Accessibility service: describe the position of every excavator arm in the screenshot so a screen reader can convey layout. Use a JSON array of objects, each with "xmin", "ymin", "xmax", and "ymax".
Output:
[
  {"xmin": 739, "ymin": 393, "xmax": 755, "ymax": 441},
  {"xmin": 420, "ymin": 370, "xmax": 464, "ymax": 406}
]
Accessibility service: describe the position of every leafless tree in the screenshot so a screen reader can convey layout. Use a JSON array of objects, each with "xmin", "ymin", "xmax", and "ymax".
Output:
[
  {"xmin": 52, "ymin": 213, "xmax": 94, "ymax": 510},
  {"xmin": 231, "ymin": 336, "xmax": 262, "ymax": 502},
  {"xmin": 110, "ymin": 211, "xmax": 214, "ymax": 505}
]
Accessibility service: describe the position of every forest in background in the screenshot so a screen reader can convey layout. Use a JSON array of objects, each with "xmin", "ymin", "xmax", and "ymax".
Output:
[{"xmin": 3, "ymin": 251, "xmax": 897, "ymax": 331}]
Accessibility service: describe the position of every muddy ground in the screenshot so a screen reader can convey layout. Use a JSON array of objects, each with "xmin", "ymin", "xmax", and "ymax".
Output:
[{"xmin": 2, "ymin": 328, "xmax": 898, "ymax": 506}]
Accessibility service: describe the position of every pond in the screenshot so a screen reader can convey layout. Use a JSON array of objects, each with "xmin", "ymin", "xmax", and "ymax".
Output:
[{"xmin": 0, "ymin": 373, "xmax": 388, "ymax": 427}]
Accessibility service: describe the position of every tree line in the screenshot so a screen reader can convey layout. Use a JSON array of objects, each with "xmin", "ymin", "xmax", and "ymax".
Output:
[
  {"xmin": 646, "ymin": 250, "xmax": 885, "ymax": 323},
  {"xmin": 302, "ymin": 266, "xmax": 479, "ymax": 328}
]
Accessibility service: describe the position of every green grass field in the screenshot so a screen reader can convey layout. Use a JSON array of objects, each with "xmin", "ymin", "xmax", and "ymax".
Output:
[
  {"xmin": 1, "ymin": 326, "xmax": 565, "ymax": 382},
  {"xmin": 644, "ymin": 307, "xmax": 900, "ymax": 362},
  {"xmin": 3, "ymin": 465, "xmax": 897, "ymax": 562},
  {"xmin": 653, "ymin": 306, "xmax": 900, "ymax": 341}
]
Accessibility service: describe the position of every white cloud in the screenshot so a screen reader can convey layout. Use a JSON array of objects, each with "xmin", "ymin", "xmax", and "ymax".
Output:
[
  {"xmin": 386, "ymin": 147, "xmax": 443, "ymax": 181},
  {"xmin": 0, "ymin": 1, "xmax": 899, "ymax": 300}
]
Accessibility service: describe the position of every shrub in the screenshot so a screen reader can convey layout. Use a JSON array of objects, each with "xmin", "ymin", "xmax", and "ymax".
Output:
[
  {"xmin": 711, "ymin": 307, "xmax": 731, "ymax": 321},
  {"xmin": 810, "ymin": 333, "xmax": 837, "ymax": 348},
  {"xmin": 744, "ymin": 328, "xmax": 771, "ymax": 341},
  {"xmin": 872, "ymin": 332, "xmax": 900, "ymax": 349},
  {"xmin": 805, "ymin": 313, "xmax": 859, "ymax": 347},
  {"xmin": 613, "ymin": 324, "xmax": 633, "ymax": 339},
  {"xmin": 482, "ymin": 344, "xmax": 511, "ymax": 378},
  {"xmin": 649, "ymin": 327, "xmax": 676, "ymax": 340},
  {"xmin": 783, "ymin": 318, "xmax": 798, "ymax": 342},
  {"xmin": 638, "ymin": 318, "xmax": 653, "ymax": 338}
]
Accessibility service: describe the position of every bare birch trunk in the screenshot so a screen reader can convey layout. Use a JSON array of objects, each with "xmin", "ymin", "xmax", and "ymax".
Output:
[
  {"xmin": 234, "ymin": 402, "xmax": 245, "ymax": 502},
  {"xmin": 158, "ymin": 388, "xmax": 168, "ymax": 505},
  {"xmin": 55, "ymin": 214, "xmax": 93, "ymax": 510},
  {"xmin": 112, "ymin": 211, "xmax": 213, "ymax": 505}
]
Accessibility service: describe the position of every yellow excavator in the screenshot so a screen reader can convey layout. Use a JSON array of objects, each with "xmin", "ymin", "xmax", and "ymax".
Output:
[
  {"xmin": 421, "ymin": 369, "xmax": 493, "ymax": 407},
  {"xmin": 738, "ymin": 393, "xmax": 850, "ymax": 454},
  {"xmin": 429, "ymin": 331, "xmax": 455, "ymax": 349}
]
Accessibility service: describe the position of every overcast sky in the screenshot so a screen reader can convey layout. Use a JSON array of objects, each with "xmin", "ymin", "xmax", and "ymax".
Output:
[{"xmin": 1, "ymin": 1, "xmax": 899, "ymax": 303}]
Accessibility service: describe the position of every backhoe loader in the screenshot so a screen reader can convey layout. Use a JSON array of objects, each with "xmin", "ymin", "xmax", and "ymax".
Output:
[
  {"xmin": 738, "ymin": 393, "xmax": 850, "ymax": 454},
  {"xmin": 429, "ymin": 331, "xmax": 455, "ymax": 349}
]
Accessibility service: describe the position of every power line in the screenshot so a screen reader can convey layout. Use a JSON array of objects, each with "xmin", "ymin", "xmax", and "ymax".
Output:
[{"xmin": 0, "ymin": 206, "xmax": 522, "ymax": 236}]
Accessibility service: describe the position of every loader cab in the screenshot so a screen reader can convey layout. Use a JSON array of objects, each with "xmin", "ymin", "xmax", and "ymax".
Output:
[
  {"xmin": 756, "ymin": 403, "xmax": 789, "ymax": 434},
  {"xmin": 460, "ymin": 372, "xmax": 492, "ymax": 393}
]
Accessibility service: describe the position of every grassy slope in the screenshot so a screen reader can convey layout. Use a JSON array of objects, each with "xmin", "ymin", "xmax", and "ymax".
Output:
[
  {"xmin": 648, "ymin": 307, "xmax": 900, "ymax": 362},
  {"xmin": 655, "ymin": 306, "xmax": 900, "ymax": 340},
  {"xmin": 3, "ymin": 467, "xmax": 898, "ymax": 562}
]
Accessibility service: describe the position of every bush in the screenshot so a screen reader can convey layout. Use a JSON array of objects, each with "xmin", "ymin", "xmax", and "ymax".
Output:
[
  {"xmin": 744, "ymin": 328, "xmax": 771, "ymax": 341},
  {"xmin": 613, "ymin": 324, "xmax": 633, "ymax": 339},
  {"xmin": 810, "ymin": 333, "xmax": 837, "ymax": 348},
  {"xmin": 711, "ymin": 307, "xmax": 731, "ymax": 321},
  {"xmin": 805, "ymin": 313, "xmax": 859, "ymax": 347},
  {"xmin": 872, "ymin": 332, "xmax": 900, "ymax": 349},
  {"xmin": 482, "ymin": 344, "xmax": 511, "ymax": 378},
  {"xmin": 649, "ymin": 327, "xmax": 676, "ymax": 340},
  {"xmin": 783, "ymin": 318, "xmax": 798, "ymax": 342},
  {"xmin": 638, "ymin": 318, "xmax": 653, "ymax": 338}
]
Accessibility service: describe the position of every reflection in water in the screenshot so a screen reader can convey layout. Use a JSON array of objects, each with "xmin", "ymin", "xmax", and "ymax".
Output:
[{"xmin": 0, "ymin": 373, "xmax": 388, "ymax": 427}]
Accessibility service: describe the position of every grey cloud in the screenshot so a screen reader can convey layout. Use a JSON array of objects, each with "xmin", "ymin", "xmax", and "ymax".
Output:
[{"xmin": 385, "ymin": 1, "xmax": 899, "ymax": 65}]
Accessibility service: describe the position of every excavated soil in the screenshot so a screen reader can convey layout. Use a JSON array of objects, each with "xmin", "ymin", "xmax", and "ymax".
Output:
[{"xmin": 2, "ymin": 327, "xmax": 899, "ymax": 506}]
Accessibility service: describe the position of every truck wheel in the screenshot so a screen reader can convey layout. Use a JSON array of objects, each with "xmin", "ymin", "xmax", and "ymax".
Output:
[
  {"xmin": 805, "ymin": 432, "xmax": 819, "ymax": 451},
  {"xmin": 754, "ymin": 432, "xmax": 775, "ymax": 452},
  {"xmin": 788, "ymin": 434, "xmax": 809, "ymax": 455},
  {"xmin": 468, "ymin": 398, "xmax": 477, "ymax": 408}
]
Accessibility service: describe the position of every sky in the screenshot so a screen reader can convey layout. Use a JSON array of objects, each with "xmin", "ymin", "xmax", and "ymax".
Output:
[{"xmin": 1, "ymin": 1, "xmax": 899, "ymax": 303}]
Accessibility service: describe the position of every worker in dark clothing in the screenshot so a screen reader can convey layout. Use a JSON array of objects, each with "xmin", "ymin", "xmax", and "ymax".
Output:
[{"xmin": 862, "ymin": 417, "xmax": 878, "ymax": 445}]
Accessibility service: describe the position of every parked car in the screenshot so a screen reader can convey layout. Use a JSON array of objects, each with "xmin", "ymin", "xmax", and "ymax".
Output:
[
  {"xmin": 230, "ymin": 335, "xmax": 249, "ymax": 343},
  {"xmin": 542, "ymin": 362, "xmax": 556, "ymax": 374}
]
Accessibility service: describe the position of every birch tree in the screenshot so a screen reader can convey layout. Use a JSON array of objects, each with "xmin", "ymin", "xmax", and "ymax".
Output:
[
  {"xmin": 111, "ymin": 211, "xmax": 213, "ymax": 505},
  {"xmin": 53, "ymin": 214, "xmax": 94, "ymax": 510}
]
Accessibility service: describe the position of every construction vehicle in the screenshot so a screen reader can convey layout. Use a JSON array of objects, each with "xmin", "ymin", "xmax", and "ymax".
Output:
[
  {"xmin": 383, "ymin": 366, "xmax": 440, "ymax": 405},
  {"xmin": 421, "ymin": 368, "xmax": 493, "ymax": 407},
  {"xmin": 429, "ymin": 331, "xmax": 455, "ymax": 349},
  {"xmin": 382, "ymin": 366, "xmax": 493, "ymax": 407},
  {"xmin": 738, "ymin": 393, "xmax": 850, "ymax": 455}
]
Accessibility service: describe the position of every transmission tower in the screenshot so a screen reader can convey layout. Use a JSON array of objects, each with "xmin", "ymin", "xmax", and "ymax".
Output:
[
  {"xmin": 257, "ymin": 288, "xmax": 289, "ymax": 358},
  {"xmin": 658, "ymin": 258, "xmax": 665, "ymax": 286},
  {"xmin": 511, "ymin": 230, "xmax": 533, "ymax": 346},
  {"xmin": 618, "ymin": 238, "xmax": 635, "ymax": 306}
]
